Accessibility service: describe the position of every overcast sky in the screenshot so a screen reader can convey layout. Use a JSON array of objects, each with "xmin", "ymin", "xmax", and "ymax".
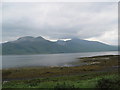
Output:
[{"xmin": 2, "ymin": 2, "xmax": 118, "ymax": 45}]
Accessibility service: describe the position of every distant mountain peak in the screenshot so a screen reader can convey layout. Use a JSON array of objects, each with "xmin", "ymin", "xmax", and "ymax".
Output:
[
  {"xmin": 17, "ymin": 36, "xmax": 34, "ymax": 41},
  {"xmin": 2, "ymin": 36, "xmax": 117, "ymax": 55},
  {"xmin": 17, "ymin": 36, "xmax": 46, "ymax": 41},
  {"xmin": 35, "ymin": 36, "xmax": 45, "ymax": 40}
]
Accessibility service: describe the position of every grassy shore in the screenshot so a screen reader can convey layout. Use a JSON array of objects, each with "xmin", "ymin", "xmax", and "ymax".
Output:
[{"xmin": 2, "ymin": 55, "xmax": 119, "ymax": 88}]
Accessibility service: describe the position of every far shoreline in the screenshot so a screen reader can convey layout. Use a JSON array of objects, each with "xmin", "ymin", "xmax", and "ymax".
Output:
[{"xmin": 1, "ymin": 50, "xmax": 118, "ymax": 56}]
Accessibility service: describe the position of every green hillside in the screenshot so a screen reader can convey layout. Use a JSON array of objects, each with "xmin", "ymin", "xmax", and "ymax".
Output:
[{"xmin": 2, "ymin": 36, "xmax": 118, "ymax": 55}]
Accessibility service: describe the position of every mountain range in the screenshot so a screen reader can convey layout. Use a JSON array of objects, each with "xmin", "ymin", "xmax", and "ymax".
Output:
[{"xmin": 2, "ymin": 36, "xmax": 118, "ymax": 55}]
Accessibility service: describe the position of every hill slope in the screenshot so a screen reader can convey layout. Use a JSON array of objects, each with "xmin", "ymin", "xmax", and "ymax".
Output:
[{"xmin": 2, "ymin": 36, "xmax": 117, "ymax": 55}]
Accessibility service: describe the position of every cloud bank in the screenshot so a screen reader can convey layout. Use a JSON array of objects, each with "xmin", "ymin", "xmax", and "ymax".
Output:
[{"xmin": 2, "ymin": 2, "xmax": 118, "ymax": 45}]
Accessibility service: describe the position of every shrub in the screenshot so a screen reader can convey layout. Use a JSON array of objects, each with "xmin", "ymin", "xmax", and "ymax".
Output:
[{"xmin": 96, "ymin": 77, "xmax": 120, "ymax": 89}]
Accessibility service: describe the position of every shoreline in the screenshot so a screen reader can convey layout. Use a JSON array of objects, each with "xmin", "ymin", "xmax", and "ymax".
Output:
[
  {"xmin": 2, "ymin": 55, "xmax": 119, "ymax": 88},
  {"xmin": 2, "ymin": 55, "xmax": 119, "ymax": 81},
  {"xmin": 2, "ymin": 54, "xmax": 119, "ymax": 69}
]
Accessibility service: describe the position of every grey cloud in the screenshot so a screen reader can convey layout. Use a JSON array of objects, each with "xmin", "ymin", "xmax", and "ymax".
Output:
[{"xmin": 2, "ymin": 2, "xmax": 118, "ymax": 45}]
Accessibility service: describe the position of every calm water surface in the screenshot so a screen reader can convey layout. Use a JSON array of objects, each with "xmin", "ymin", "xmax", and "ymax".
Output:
[{"xmin": 2, "ymin": 51, "xmax": 118, "ymax": 69}]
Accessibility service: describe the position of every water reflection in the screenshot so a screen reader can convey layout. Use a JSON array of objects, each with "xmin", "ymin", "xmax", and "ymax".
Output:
[{"xmin": 2, "ymin": 51, "xmax": 118, "ymax": 69}]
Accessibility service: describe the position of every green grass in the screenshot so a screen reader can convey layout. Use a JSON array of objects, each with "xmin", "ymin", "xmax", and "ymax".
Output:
[
  {"xmin": 2, "ymin": 72, "xmax": 119, "ymax": 88},
  {"xmin": 2, "ymin": 55, "xmax": 119, "ymax": 88}
]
